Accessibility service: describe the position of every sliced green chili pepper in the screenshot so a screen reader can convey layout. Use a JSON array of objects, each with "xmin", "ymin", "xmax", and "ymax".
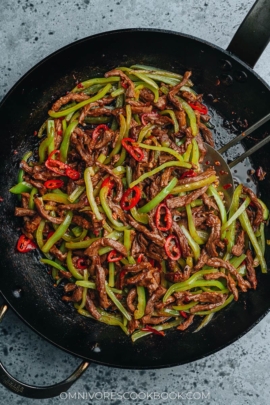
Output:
[
  {"xmin": 130, "ymin": 206, "xmax": 149, "ymax": 224},
  {"xmin": 41, "ymin": 211, "xmax": 73, "ymax": 253},
  {"xmin": 226, "ymin": 184, "xmax": 242, "ymax": 254},
  {"xmin": 135, "ymin": 83, "xmax": 159, "ymax": 103},
  {"xmin": 18, "ymin": 151, "xmax": 32, "ymax": 183},
  {"xmin": 179, "ymin": 225, "xmax": 200, "ymax": 261},
  {"xmin": 109, "ymin": 262, "xmax": 115, "ymax": 288},
  {"xmin": 66, "ymin": 249, "xmax": 84, "ymax": 280},
  {"xmin": 40, "ymin": 258, "xmax": 68, "ymax": 272},
  {"xmin": 171, "ymin": 175, "xmax": 217, "ymax": 194},
  {"xmin": 68, "ymin": 185, "xmax": 85, "ymax": 203},
  {"xmin": 183, "ymin": 143, "xmax": 193, "ymax": 162},
  {"xmin": 42, "ymin": 193, "xmax": 70, "ymax": 204},
  {"xmin": 176, "ymin": 96, "xmax": 198, "ymax": 136},
  {"xmin": 84, "ymin": 167, "xmax": 103, "ymax": 221},
  {"xmin": 138, "ymin": 143, "xmax": 183, "ymax": 162},
  {"xmin": 221, "ymin": 197, "xmax": 250, "ymax": 232},
  {"xmin": 186, "ymin": 204, "xmax": 205, "ymax": 244},
  {"xmin": 105, "ymin": 114, "xmax": 126, "ymax": 164},
  {"xmin": 29, "ymin": 187, "xmax": 38, "ymax": 209},
  {"xmin": 71, "ymin": 77, "xmax": 120, "ymax": 93},
  {"xmin": 60, "ymin": 120, "xmax": 79, "ymax": 162},
  {"xmin": 131, "ymin": 318, "xmax": 182, "ymax": 342},
  {"xmin": 160, "ymin": 110, "xmax": 179, "ymax": 133},
  {"xmin": 138, "ymin": 177, "xmax": 178, "ymax": 213},
  {"xmin": 191, "ymin": 138, "xmax": 199, "ymax": 167},
  {"xmin": 9, "ymin": 181, "xmax": 33, "ymax": 194},
  {"xmin": 99, "ymin": 186, "xmax": 125, "ymax": 229},
  {"xmin": 208, "ymin": 185, "xmax": 227, "ymax": 228},
  {"xmin": 134, "ymin": 286, "xmax": 146, "ymax": 320},
  {"xmin": 105, "ymin": 282, "xmax": 131, "ymax": 321}
]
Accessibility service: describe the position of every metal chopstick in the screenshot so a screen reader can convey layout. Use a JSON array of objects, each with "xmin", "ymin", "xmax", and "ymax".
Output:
[
  {"xmin": 218, "ymin": 112, "xmax": 270, "ymax": 154},
  {"xmin": 228, "ymin": 134, "xmax": 270, "ymax": 168}
]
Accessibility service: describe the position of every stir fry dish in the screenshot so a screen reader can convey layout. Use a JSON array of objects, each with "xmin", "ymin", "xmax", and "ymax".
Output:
[{"xmin": 10, "ymin": 65, "xmax": 269, "ymax": 341}]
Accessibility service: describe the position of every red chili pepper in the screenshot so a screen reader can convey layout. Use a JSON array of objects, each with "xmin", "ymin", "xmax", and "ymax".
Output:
[
  {"xmin": 137, "ymin": 253, "xmax": 144, "ymax": 263},
  {"xmin": 141, "ymin": 112, "xmax": 159, "ymax": 126},
  {"xmin": 45, "ymin": 150, "xmax": 67, "ymax": 175},
  {"xmin": 155, "ymin": 203, "xmax": 173, "ymax": 231},
  {"xmin": 76, "ymin": 83, "xmax": 84, "ymax": 89},
  {"xmin": 101, "ymin": 177, "xmax": 115, "ymax": 191},
  {"xmin": 120, "ymin": 186, "xmax": 141, "ymax": 210},
  {"xmin": 76, "ymin": 258, "xmax": 88, "ymax": 269},
  {"xmin": 188, "ymin": 101, "xmax": 208, "ymax": 115},
  {"xmin": 180, "ymin": 170, "xmax": 196, "ymax": 179},
  {"xmin": 44, "ymin": 179, "xmax": 64, "ymax": 189},
  {"xmin": 92, "ymin": 124, "xmax": 109, "ymax": 141},
  {"xmin": 149, "ymin": 259, "xmax": 155, "ymax": 267},
  {"xmin": 121, "ymin": 138, "xmax": 144, "ymax": 162},
  {"xmin": 107, "ymin": 249, "xmax": 124, "ymax": 262},
  {"xmin": 180, "ymin": 311, "xmax": 188, "ymax": 319},
  {"xmin": 33, "ymin": 130, "xmax": 38, "ymax": 136},
  {"xmin": 164, "ymin": 235, "xmax": 181, "ymax": 260},
  {"xmin": 16, "ymin": 235, "xmax": 37, "ymax": 253},
  {"xmin": 121, "ymin": 81, "xmax": 129, "ymax": 89},
  {"xmin": 47, "ymin": 231, "xmax": 54, "ymax": 240},
  {"xmin": 141, "ymin": 326, "xmax": 165, "ymax": 336},
  {"xmin": 57, "ymin": 130, "xmax": 63, "ymax": 136},
  {"xmin": 223, "ymin": 183, "xmax": 232, "ymax": 190},
  {"xmin": 65, "ymin": 167, "xmax": 80, "ymax": 180}
]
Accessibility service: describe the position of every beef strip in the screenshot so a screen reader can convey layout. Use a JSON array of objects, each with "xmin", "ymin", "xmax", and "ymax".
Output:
[
  {"xmin": 204, "ymin": 272, "xmax": 238, "ymax": 301},
  {"xmin": 125, "ymin": 268, "xmax": 159, "ymax": 294},
  {"xmin": 205, "ymin": 213, "xmax": 223, "ymax": 257},
  {"xmin": 141, "ymin": 315, "xmax": 169, "ymax": 325},
  {"xmin": 195, "ymin": 134, "xmax": 207, "ymax": 162},
  {"xmin": 34, "ymin": 197, "xmax": 63, "ymax": 224},
  {"xmin": 165, "ymin": 265, "xmax": 191, "ymax": 283},
  {"xmin": 176, "ymin": 169, "xmax": 216, "ymax": 186},
  {"xmin": 63, "ymin": 283, "xmax": 76, "ymax": 293},
  {"xmin": 15, "ymin": 207, "xmax": 36, "ymax": 217},
  {"xmin": 189, "ymin": 295, "xmax": 227, "ymax": 313},
  {"xmin": 207, "ymin": 258, "xmax": 251, "ymax": 292},
  {"xmin": 52, "ymin": 93, "xmax": 89, "ymax": 112},
  {"xmin": 171, "ymin": 221, "xmax": 191, "ymax": 258},
  {"xmin": 167, "ymin": 186, "xmax": 209, "ymax": 209},
  {"xmin": 245, "ymin": 249, "xmax": 257, "ymax": 289},
  {"xmin": 105, "ymin": 69, "xmax": 135, "ymax": 98},
  {"xmin": 85, "ymin": 294, "xmax": 101, "ymax": 320},
  {"xmin": 126, "ymin": 214, "xmax": 165, "ymax": 247},
  {"xmin": 242, "ymin": 186, "xmax": 264, "ymax": 228},
  {"xmin": 177, "ymin": 315, "xmax": 194, "ymax": 331},
  {"xmin": 122, "ymin": 262, "xmax": 152, "ymax": 273},
  {"xmin": 193, "ymin": 249, "xmax": 209, "ymax": 271},
  {"xmin": 84, "ymin": 238, "xmax": 128, "ymax": 257},
  {"xmin": 231, "ymin": 230, "xmax": 245, "ymax": 257},
  {"xmin": 168, "ymin": 71, "xmax": 192, "ymax": 110},
  {"xmin": 126, "ymin": 288, "xmax": 137, "ymax": 312},
  {"xmin": 202, "ymin": 193, "xmax": 218, "ymax": 211},
  {"xmin": 95, "ymin": 161, "xmax": 123, "ymax": 202},
  {"xmin": 23, "ymin": 214, "xmax": 42, "ymax": 235},
  {"xmin": 128, "ymin": 319, "xmax": 140, "ymax": 334},
  {"xmin": 96, "ymin": 264, "xmax": 111, "ymax": 309},
  {"xmin": 50, "ymin": 245, "xmax": 67, "ymax": 262},
  {"xmin": 145, "ymin": 286, "xmax": 166, "ymax": 315},
  {"xmin": 72, "ymin": 215, "xmax": 93, "ymax": 230},
  {"xmin": 194, "ymin": 110, "xmax": 214, "ymax": 146}
]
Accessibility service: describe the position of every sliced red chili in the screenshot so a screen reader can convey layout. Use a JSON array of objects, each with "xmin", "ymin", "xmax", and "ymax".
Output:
[
  {"xmin": 137, "ymin": 253, "xmax": 144, "ymax": 263},
  {"xmin": 76, "ymin": 83, "xmax": 84, "ymax": 89},
  {"xmin": 107, "ymin": 249, "xmax": 124, "ymax": 262},
  {"xmin": 44, "ymin": 179, "xmax": 64, "ymax": 189},
  {"xmin": 149, "ymin": 259, "xmax": 155, "ymax": 267},
  {"xmin": 180, "ymin": 170, "xmax": 196, "ymax": 179},
  {"xmin": 65, "ymin": 167, "xmax": 80, "ymax": 180},
  {"xmin": 121, "ymin": 81, "xmax": 128, "ymax": 89},
  {"xmin": 141, "ymin": 325, "xmax": 165, "ymax": 336},
  {"xmin": 141, "ymin": 112, "xmax": 159, "ymax": 126},
  {"xmin": 121, "ymin": 138, "xmax": 144, "ymax": 162},
  {"xmin": 16, "ymin": 235, "xmax": 37, "ymax": 253},
  {"xmin": 101, "ymin": 176, "xmax": 115, "ymax": 191},
  {"xmin": 223, "ymin": 183, "xmax": 232, "ymax": 190},
  {"xmin": 155, "ymin": 203, "xmax": 173, "ymax": 231},
  {"xmin": 180, "ymin": 311, "xmax": 188, "ymax": 319},
  {"xmin": 164, "ymin": 235, "xmax": 181, "ymax": 260},
  {"xmin": 57, "ymin": 130, "xmax": 63, "ymax": 136},
  {"xmin": 188, "ymin": 101, "xmax": 208, "ymax": 115},
  {"xmin": 76, "ymin": 258, "xmax": 88, "ymax": 269},
  {"xmin": 46, "ymin": 231, "xmax": 55, "ymax": 240},
  {"xmin": 45, "ymin": 149, "xmax": 67, "ymax": 175},
  {"xmin": 120, "ymin": 186, "xmax": 141, "ymax": 210},
  {"xmin": 92, "ymin": 124, "xmax": 109, "ymax": 141}
]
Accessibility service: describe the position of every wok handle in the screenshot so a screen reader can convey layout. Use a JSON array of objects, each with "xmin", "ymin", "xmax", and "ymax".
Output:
[
  {"xmin": 0, "ymin": 304, "xmax": 91, "ymax": 399},
  {"xmin": 227, "ymin": 0, "xmax": 270, "ymax": 67}
]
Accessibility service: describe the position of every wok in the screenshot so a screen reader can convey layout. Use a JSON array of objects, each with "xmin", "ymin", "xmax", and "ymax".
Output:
[{"xmin": 1, "ymin": 0, "xmax": 270, "ymax": 398}]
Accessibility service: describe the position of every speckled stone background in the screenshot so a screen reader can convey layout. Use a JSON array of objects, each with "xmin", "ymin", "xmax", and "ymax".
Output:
[{"xmin": 1, "ymin": 0, "xmax": 270, "ymax": 404}]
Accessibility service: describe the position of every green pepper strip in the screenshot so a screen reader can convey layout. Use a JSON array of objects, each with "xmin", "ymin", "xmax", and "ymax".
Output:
[
  {"xmin": 171, "ymin": 175, "xmax": 217, "ymax": 194},
  {"xmin": 239, "ymin": 210, "xmax": 267, "ymax": 273},
  {"xmin": 105, "ymin": 282, "xmax": 131, "ymax": 321},
  {"xmin": 61, "ymin": 228, "xmax": 88, "ymax": 243},
  {"xmin": 38, "ymin": 120, "xmax": 47, "ymax": 138},
  {"xmin": 207, "ymin": 185, "xmax": 227, "ymax": 228},
  {"xmin": 105, "ymin": 114, "xmax": 126, "ymax": 164},
  {"xmin": 131, "ymin": 318, "xmax": 182, "ymax": 342},
  {"xmin": 40, "ymin": 258, "xmax": 68, "ymax": 272},
  {"xmin": 76, "ymin": 307, "xmax": 129, "ymax": 335},
  {"xmin": 77, "ymin": 270, "xmax": 88, "ymax": 310},
  {"xmin": 186, "ymin": 204, "xmax": 205, "ymax": 244},
  {"xmin": 68, "ymin": 185, "xmax": 85, "ymax": 203},
  {"xmin": 18, "ymin": 151, "xmax": 32, "ymax": 183},
  {"xmin": 75, "ymin": 280, "xmax": 122, "ymax": 294},
  {"xmin": 47, "ymin": 120, "xmax": 55, "ymax": 155},
  {"xmin": 84, "ymin": 167, "xmax": 103, "ymax": 221},
  {"xmin": 42, "ymin": 193, "xmax": 70, "ymax": 204},
  {"xmin": 134, "ymin": 286, "xmax": 146, "ymax": 320},
  {"xmin": 130, "ymin": 161, "xmax": 191, "ymax": 189},
  {"xmin": 175, "ymin": 280, "xmax": 228, "ymax": 292},
  {"xmin": 131, "ymin": 71, "xmax": 159, "ymax": 90},
  {"xmin": 172, "ymin": 302, "xmax": 197, "ymax": 311},
  {"xmin": 65, "ymin": 231, "xmax": 122, "ymax": 250},
  {"xmin": 221, "ymin": 197, "xmax": 250, "ymax": 232},
  {"xmin": 179, "ymin": 225, "xmax": 200, "ymax": 261},
  {"xmin": 125, "ymin": 104, "xmax": 132, "ymax": 137},
  {"xmin": 29, "ymin": 187, "xmax": 38, "ymax": 209},
  {"xmin": 258, "ymin": 198, "xmax": 269, "ymax": 220},
  {"xmin": 226, "ymin": 184, "xmax": 242, "ymax": 254},
  {"xmin": 135, "ymin": 83, "xmax": 159, "ymax": 103},
  {"xmin": 126, "ymin": 166, "xmax": 132, "ymax": 187},
  {"xmin": 157, "ymin": 308, "xmax": 180, "ymax": 317},
  {"xmin": 111, "ymin": 88, "xmax": 125, "ymax": 97},
  {"xmin": 183, "ymin": 143, "xmax": 193, "ymax": 162},
  {"xmin": 130, "ymin": 206, "xmax": 149, "ymax": 224},
  {"xmin": 130, "ymin": 64, "xmax": 186, "ymax": 80},
  {"xmin": 71, "ymin": 77, "xmax": 120, "ymax": 93},
  {"xmin": 38, "ymin": 121, "xmax": 55, "ymax": 163},
  {"xmin": 48, "ymin": 84, "xmax": 112, "ymax": 118},
  {"xmin": 195, "ymin": 294, "xmax": 234, "ymax": 315},
  {"xmin": 66, "ymin": 249, "xmax": 84, "ymax": 280},
  {"xmin": 138, "ymin": 143, "xmax": 183, "ymax": 162},
  {"xmin": 138, "ymin": 123, "xmax": 155, "ymax": 143},
  {"xmin": 109, "ymin": 262, "xmax": 115, "ymax": 288},
  {"xmin": 60, "ymin": 120, "xmax": 79, "ymax": 162},
  {"xmin": 160, "ymin": 110, "xmax": 179, "ymax": 134},
  {"xmin": 191, "ymin": 138, "xmax": 199, "ymax": 168},
  {"xmin": 176, "ymin": 96, "xmax": 198, "ymax": 136},
  {"xmin": 163, "ymin": 269, "xmax": 219, "ymax": 302},
  {"xmin": 36, "ymin": 219, "xmax": 52, "ymax": 259},
  {"xmin": 99, "ymin": 186, "xmax": 125, "ymax": 229},
  {"xmin": 84, "ymin": 116, "xmax": 111, "ymax": 124},
  {"xmin": 41, "ymin": 211, "xmax": 73, "ymax": 253},
  {"xmin": 138, "ymin": 177, "xmax": 178, "ymax": 213},
  {"xmin": 9, "ymin": 181, "xmax": 33, "ymax": 194},
  {"xmin": 144, "ymin": 74, "xmax": 179, "ymax": 86},
  {"xmin": 193, "ymin": 313, "xmax": 215, "ymax": 333}
]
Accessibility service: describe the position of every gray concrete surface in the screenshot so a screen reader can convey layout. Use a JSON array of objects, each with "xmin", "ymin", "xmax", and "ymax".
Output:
[{"xmin": 1, "ymin": 0, "xmax": 270, "ymax": 404}]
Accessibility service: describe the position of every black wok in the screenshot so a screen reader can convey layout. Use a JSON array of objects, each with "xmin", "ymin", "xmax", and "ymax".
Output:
[{"xmin": 1, "ymin": 0, "xmax": 270, "ymax": 398}]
